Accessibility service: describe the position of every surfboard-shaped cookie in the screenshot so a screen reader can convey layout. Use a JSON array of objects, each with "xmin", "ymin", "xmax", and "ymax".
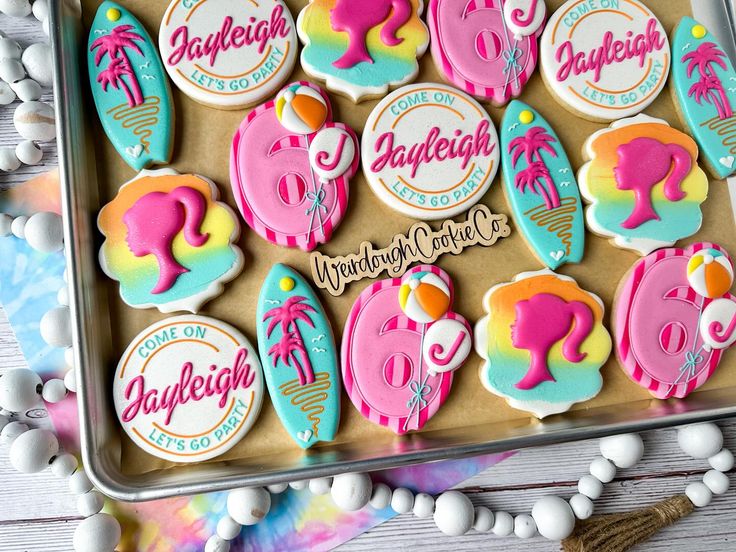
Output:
[
  {"xmin": 88, "ymin": 1, "xmax": 173, "ymax": 171},
  {"xmin": 256, "ymin": 264, "xmax": 340, "ymax": 449},
  {"xmin": 501, "ymin": 101, "xmax": 584, "ymax": 269},
  {"xmin": 672, "ymin": 17, "xmax": 736, "ymax": 179}
]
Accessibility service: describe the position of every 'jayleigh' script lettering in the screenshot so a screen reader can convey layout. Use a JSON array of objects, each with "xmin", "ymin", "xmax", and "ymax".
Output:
[{"xmin": 310, "ymin": 205, "xmax": 511, "ymax": 296}]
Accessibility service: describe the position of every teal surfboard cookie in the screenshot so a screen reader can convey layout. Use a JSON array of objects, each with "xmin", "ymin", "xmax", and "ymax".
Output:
[
  {"xmin": 672, "ymin": 17, "xmax": 736, "ymax": 179},
  {"xmin": 88, "ymin": 1, "xmax": 173, "ymax": 171},
  {"xmin": 500, "ymin": 101, "xmax": 585, "ymax": 269},
  {"xmin": 256, "ymin": 264, "xmax": 340, "ymax": 449}
]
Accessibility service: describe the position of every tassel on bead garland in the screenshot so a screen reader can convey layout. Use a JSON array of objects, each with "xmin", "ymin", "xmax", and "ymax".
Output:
[{"xmin": 560, "ymin": 495, "xmax": 694, "ymax": 552}]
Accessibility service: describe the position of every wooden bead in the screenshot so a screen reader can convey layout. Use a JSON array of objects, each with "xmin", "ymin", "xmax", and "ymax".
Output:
[
  {"xmin": 11, "ymin": 78, "xmax": 41, "ymax": 102},
  {"xmin": 204, "ymin": 535, "xmax": 230, "ymax": 552},
  {"xmin": 0, "ymin": 81, "xmax": 14, "ymax": 104},
  {"xmin": 678, "ymin": 423, "xmax": 723, "ymax": 459},
  {"xmin": 0, "ymin": 0, "xmax": 31, "ymax": 18},
  {"xmin": 433, "ymin": 491, "xmax": 474, "ymax": 536},
  {"xmin": 9, "ymin": 428, "xmax": 58, "ymax": 473},
  {"xmin": 569, "ymin": 493, "xmax": 594, "ymax": 520},
  {"xmin": 685, "ymin": 482, "xmax": 712, "ymax": 507},
  {"xmin": 288, "ymin": 480, "xmax": 308, "ymax": 490},
  {"xmin": 21, "ymin": 43, "xmax": 52, "ymax": 88},
  {"xmin": 64, "ymin": 368, "xmax": 77, "ymax": 393},
  {"xmin": 69, "ymin": 470, "xmax": 93, "ymax": 495},
  {"xmin": 227, "ymin": 487, "xmax": 271, "ymax": 525},
  {"xmin": 709, "ymin": 449, "xmax": 734, "ymax": 472},
  {"xmin": 31, "ymin": 0, "xmax": 48, "ymax": 21},
  {"xmin": 578, "ymin": 474, "xmax": 603, "ymax": 500},
  {"xmin": 42, "ymin": 378, "xmax": 67, "ymax": 403},
  {"xmin": 10, "ymin": 215, "xmax": 27, "ymax": 238},
  {"xmin": 216, "ymin": 515, "xmax": 241, "ymax": 541},
  {"xmin": 14, "ymin": 101, "xmax": 55, "ymax": 141},
  {"xmin": 514, "ymin": 514, "xmax": 537, "ymax": 539},
  {"xmin": 77, "ymin": 490, "xmax": 105, "ymax": 517},
  {"xmin": 0, "ymin": 421, "xmax": 28, "ymax": 444},
  {"xmin": 0, "ymin": 368, "xmax": 41, "ymax": 412},
  {"xmin": 331, "ymin": 473, "xmax": 372, "ymax": 511},
  {"xmin": 412, "ymin": 492, "xmax": 435, "ymax": 518},
  {"xmin": 57, "ymin": 286, "xmax": 69, "ymax": 306},
  {"xmin": 308, "ymin": 477, "xmax": 332, "ymax": 495},
  {"xmin": 369, "ymin": 482, "xmax": 391, "ymax": 510},
  {"xmin": 15, "ymin": 139, "xmax": 42, "ymax": 164},
  {"xmin": 24, "ymin": 212, "xmax": 64, "ymax": 253},
  {"xmin": 64, "ymin": 346, "xmax": 74, "ymax": 367},
  {"xmin": 40, "ymin": 306, "xmax": 72, "ymax": 348},
  {"xmin": 703, "ymin": 470, "xmax": 730, "ymax": 495},
  {"xmin": 492, "ymin": 511, "xmax": 514, "ymax": 536},
  {"xmin": 73, "ymin": 513, "xmax": 120, "ymax": 552},
  {"xmin": 0, "ymin": 213, "xmax": 12, "ymax": 236},
  {"xmin": 472, "ymin": 506, "xmax": 494, "ymax": 532},
  {"xmin": 0, "ymin": 146, "xmax": 20, "ymax": 172},
  {"xmin": 532, "ymin": 496, "xmax": 575, "ymax": 540},
  {"xmin": 0, "ymin": 37, "xmax": 21, "ymax": 59},
  {"xmin": 50, "ymin": 452, "xmax": 78, "ymax": 478},
  {"xmin": 599, "ymin": 433, "xmax": 644, "ymax": 468},
  {"xmin": 0, "ymin": 57, "xmax": 24, "ymax": 83},
  {"xmin": 589, "ymin": 456, "xmax": 616, "ymax": 483},
  {"xmin": 390, "ymin": 487, "xmax": 414, "ymax": 514},
  {"xmin": 266, "ymin": 483, "xmax": 287, "ymax": 494}
]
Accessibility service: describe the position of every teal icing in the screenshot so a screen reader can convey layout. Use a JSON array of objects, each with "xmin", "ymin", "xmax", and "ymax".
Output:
[
  {"xmin": 87, "ymin": 1, "xmax": 173, "ymax": 170},
  {"xmin": 672, "ymin": 17, "xmax": 736, "ymax": 178},
  {"xmin": 500, "ymin": 101, "xmax": 585, "ymax": 269},
  {"xmin": 256, "ymin": 264, "xmax": 340, "ymax": 449}
]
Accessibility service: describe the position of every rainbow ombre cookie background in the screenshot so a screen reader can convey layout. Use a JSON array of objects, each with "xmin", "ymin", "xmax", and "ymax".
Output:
[
  {"xmin": 478, "ymin": 272, "xmax": 611, "ymax": 417},
  {"xmin": 98, "ymin": 170, "xmax": 242, "ymax": 312}
]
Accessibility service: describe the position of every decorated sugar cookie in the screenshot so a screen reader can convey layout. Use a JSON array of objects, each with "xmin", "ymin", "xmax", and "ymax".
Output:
[
  {"xmin": 672, "ymin": 17, "xmax": 736, "ymax": 179},
  {"xmin": 256, "ymin": 264, "xmax": 340, "ymax": 449},
  {"xmin": 230, "ymin": 81, "xmax": 359, "ymax": 251},
  {"xmin": 427, "ymin": 0, "xmax": 544, "ymax": 106},
  {"xmin": 342, "ymin": 265, "xmax": 472, "ymax": 434},
  {"xmin": 501, "ymin": 101, "xmax": 584, "ymax": 269},
  {"xmin": 362, "ymin": 83, "xmax": 500, "ymax": 220},
  {"xmin": 159, "ymin": 0, "xmax": 297, "ymax": 109},
  {"xmin": 475, "ymin": 269, "xmax": 611, "ymax": 418},
  {"xmin": 98, "ymin": 168, "xmax": 244, "ymax": 313},
  {"xmin": 88, "ymin": 1, "xmax": 173, "ymax": 170},
  {"xmin": 540, "ymin": 0, "xmax": 670, "ymax": 121},
  {"xmin": 113, "ymin": 315, "xmax": 264, "ymax": 463},
  {"xmin": 614, "ymin": 243, "xmax": 736, "ymax": 399},
  {"xmin": 296, "ymin": 0, "xmax": 429, "ymax": 102},
  {"xmin": 579, "ymin": 114, "xmax": 708, "ymax": 255}
]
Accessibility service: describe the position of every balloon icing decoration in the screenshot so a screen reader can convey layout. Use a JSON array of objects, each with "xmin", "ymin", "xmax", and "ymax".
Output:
[
  {"xmin": 475, "ymin": 270, "xmax": 611, "ymax": 418},
  {"xmin": 230, "ymin": 81, "xmax": 359, "ymax": 251},
  {"xmin": 671, "ymin": 17, "xmax": 736, "ymax": 179},
  {"xmin": 296, "ymin": 0, "xmax": 429, "ymax": 102},
  {"xmin": 98, "ymin": 168, "xmax": 244, "ymax": 313},
  {"xmin": 500, "ymin": 100, "xmax": 584, "ymax": 269},
  {"xmin": 87, "ymin": 1, "xmax": 173, "ymax": 170},
  {"xmin": 579, "ymin": 114, "xmax": 709, "ymax": 256},
  {"xmin": 342, "ymin": 265, "xmax": 472, "ymax": 434},
  {"xmin": 427, "ymin": 0, "xmax": 544, "ymax": 106},
  {"xmin": 613, "ymin": 243, "xmax": 736, "ymax": 399},
  {"xmin": 256, "ymin": 264, "xmax": 340, "ymax": 449}
]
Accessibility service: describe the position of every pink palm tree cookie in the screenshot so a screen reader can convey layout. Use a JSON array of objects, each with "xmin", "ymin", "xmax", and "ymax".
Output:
[
  {"xmin": 264, "ymin": 296, "xmax": 317, "ymax": 385},
  {"xmin": 91, "ymin": 24, "xmax": 145, "ymax": 107},
  {"xmin": 509, "ymin": 126, "xmax": 561, "ymax": 210},
  {"xmin": 684, "ymin": 42, "xmax": 733, "ymax": 120}
]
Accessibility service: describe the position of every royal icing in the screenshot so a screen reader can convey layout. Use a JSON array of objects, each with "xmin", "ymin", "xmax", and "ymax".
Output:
[
  {"xmin": 428, "ymin": 0, "xmax": 543, "ymax": 105},
  {"xmin": 88, "ymin": 1, "xmax": 173, "ymax": 170},
  {"xmin": 613, "ymin": 243, "xmax": 736, "ymax": 399},
  {"xmin": 540, "ymin": 0, "xmax": 670, "ymax": 121},
  {"xmin": 475, "ymin": 269, "xmax": 611, "ymax": 418},
  {"xmin": 362, "ymin": 83, "xmax": 500, "ymax": 220},
  {"xmin": 578, "ymin": 114, "xmax": 708, "ymax": 255},
  {"xmin": 158, "ymin": 0, "xmax": 297, "ymax": 109},
  {"xmin": 230, "ymin": 81, "xmax": 359, "ymax": 251},
  {"xmin": 503, "ymin": 0, "xmax": 546, "ymax": 38},
  {"xmin": 98, "ymin": 168, "xmax": 244, "ymax": 313},
  {"xmin": 672, "ymin": 17, "xmax": 736, "ymax": 179},
  {"xmin": 342, "ymin": 265, "xmax": 472, "ymax": 434},
  {"xmin": 500, "ymin": 101, "xmax": 584, "ymax": 269},
  {"xmin": 296, "ymin": 0, "xmax": 429, "ymax": 102},
  {"xmin": 113, "ymin": 315, "xmax": 264, "ymax": 463},
  {"xmin": 256, "ymin": 264, "xmax": 340, "ymax": 449}
]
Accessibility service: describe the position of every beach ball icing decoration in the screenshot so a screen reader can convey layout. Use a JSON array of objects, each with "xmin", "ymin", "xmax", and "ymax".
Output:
[
  {"xmin": 399, "ymin": 271, "xmax": 451, "ymax": 324},
  {"xmin": 275, "ymin": 84, "xmax": 328, "ymax": 135},
  {"xmin": 687, "ymin": 248, "xmax": 734, "ymax": 299}
]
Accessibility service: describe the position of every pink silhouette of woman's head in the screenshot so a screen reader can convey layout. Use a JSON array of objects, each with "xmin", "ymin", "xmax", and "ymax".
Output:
[
  {"xmin": 330, "ymin": 0, "xmax": 412, "ymax": 69},
  {"xmin": 123, "ymin": 186, "xmax": 209, "ymax": 294},
  {"xmin": 613, "ymin": 137, "xmax": 691, "ymax": 230},
  {"xmin": 511, "ymin": 293, "xmax": 594, "ymax": 390}
]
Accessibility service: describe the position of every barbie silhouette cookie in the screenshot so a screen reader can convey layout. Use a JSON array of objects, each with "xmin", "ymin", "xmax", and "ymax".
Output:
[
  {"xmin": 342, "ymin": 265, "xmax": 472, "ymax": 434},
  {"xmin": 427, "ymin": 0, "xmax": 544, "ymax": 106},
  {"xmin": 88, "ymin": 1, "xmax": 173, "ymax": 170},
  {"xmin": 579, "ymin": 115, "xmax": 708, "ymax": 255},
  {"xmin": 672, "ymin": 18, "xmax": 736, "ymax": 179},
  {"xmin": 475, "ymin": 270, "xmax": 611, "ymax": 418},
  {"xmin": 501, "ymin": 101, "xmax": 584, "ymax": 269},
  {"xmin": 297, "ymin": 0, "xmax": 429, "ymax": 102},
  {"xmin": 98, "ymin": 168, "xmax": 243, "ymax": 313},
  {"xmin": 614, "ymin": 243, "xmax": 736, "ymax": 399}
]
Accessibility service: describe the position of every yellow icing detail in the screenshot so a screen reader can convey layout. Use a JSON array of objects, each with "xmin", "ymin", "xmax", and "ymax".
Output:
[
  {"xmin": 106, "ymin": 8, "xmax": 121, "ymax": 21},
  {"xmin": 687, "ymin": 254, "xmax": 704, "ymax": 275},
  {"xmin": 275, "ymin": 97, "xmax": 285, "ymax": 121},
  {"xmin": 519, "ymin": 110, "xmax": 534, "ymax": 125},
  {"xmin": 279, "ymin": 277, "xmax": 295, "ymax": 291},
  {"xmin": 398, "ymin": 284, "xmax": 411, "ymax": 309},
  {"xmin": 691, "ymin": 25, "xmax": 706, "ymax": 39}
]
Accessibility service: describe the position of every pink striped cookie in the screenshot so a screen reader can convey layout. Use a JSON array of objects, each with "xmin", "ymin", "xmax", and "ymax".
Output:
[
  {"xmin": 230, "ymin": 81, "xmax": 359, "ymax": 251},
  {"xmin": 342, "ymin": 265, "xmax": 472, "ymax": 434},
  {"xmin": 613, "ymin": 242, "xmax": 736, "ymax": 399}
]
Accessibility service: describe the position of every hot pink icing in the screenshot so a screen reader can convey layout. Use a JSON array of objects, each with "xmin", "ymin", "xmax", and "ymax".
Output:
[
  {"xmin": 511, "ymin": 293, "xmax": 593, "ymax": 390},
  {"xmin": 510, "ymin": 0, "xmax": 539, "ymax": 28},
  {"xmin": 263, "ymin": 296, "xmax": 316, "ymax": 385},
  {"xmin": 428, "ymin": 331, "xmax": 467, "ymax": 366},
  {"xmin": 508, "ymin": 125, "xmax": 560, "ymax": 210},
  {"xmin": 709, "ymin": 312, "xmax": 736, "ymax": 344},
  {"xmin": 123, "ymin": 186, "xmax": 209, "ymax": 294},
  {"xmin": 315, "ymin": 132, "xmax": 349, "ymax": 172},
  {"xmin": 330, "ymin": 0, "xmax": 412, "ymax": 69}
]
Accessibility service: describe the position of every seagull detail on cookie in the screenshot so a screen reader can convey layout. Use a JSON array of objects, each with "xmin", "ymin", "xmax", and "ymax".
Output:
[
  {"xmin": 579, "ymin": 114, "xmax": 708, "ymax": 255},
  {"xmin": 475, "ymin": 269, "xmax": 611, "ymax": 418},
  {"xmin": 614, "ymin": 243, "xmax": 736, "ymax": 399},
  {"xmin": 297, "ymin": 0, "xmax": 429, "ymax": 102},
  {"xmin": 98, "ymin": 168, "xmax": 244, "ymax": 313},
  {"xmin": 671, "ymin": 17, "xmax": 736, "ymax": 179},
  {"xmin": 342, "ymin": 265, "xmax": 472, "ymax": 434}
]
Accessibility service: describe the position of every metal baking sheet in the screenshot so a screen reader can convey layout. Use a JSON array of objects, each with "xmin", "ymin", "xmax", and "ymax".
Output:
[{"xmin": 51, "ymin": 0, "xmax": 736, "ymax": 501}]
